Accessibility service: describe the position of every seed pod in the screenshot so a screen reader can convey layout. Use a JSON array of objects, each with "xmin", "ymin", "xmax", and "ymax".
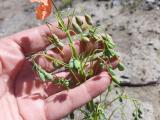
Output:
[
  {"xmin": 89, "ymin": 29, "xmax": 95, "ymax": 34},
  {"xmin": 85, "ymin": 14, "xmax": 93, "ymax": 25},
  {"xmin": 75, "ymin": 16, "xmax": 83, "ymax": 26},
  {"xmin": 119, "ymin": 97, "xmax": 123, "ymax": 103},
  {"xmin": 112, "ymin": 75, "xmax": 121, "ymax": 85},
  {"xmin": 88, "ymin": 69, "xmax": 94, "ymax": 77},
  {"xmin": 52, "ymin": 61, "xmax": 60, "ymax": 68},
  {"xmin": 34, "ymin": 63, "xmax": 53, "ymax": 81},
  {"xmin": 108, "ymin": 36, "xmax": 116, "ymax": 46},
  {"xmin": 138, "ymin": 108, "xmax": 142, "ymax": 115},
  {"xmin": 72, "ymin": 22, "xmax": 82, "ymax": 34},
  {"xmin": 108, "ymin": 85, "xmax": 112, "ymax": 92},
  {"xmin": 108, "ymin": 67, "xmax": 115, "ymax": 76},
  {"xmin": 57, "ymin": 41, "xmax": 64, "ymax": 48},
  {"xmin": 99, "ymin": 62, "xmax": 104, "ymax": 68},
  {"xmin": 104, "ymin": 48, "xmax": 111, "ymax": 57},
  {"xmin": 107, "ymin": 42, "xmax": 115, "ymax": 49},
  {"xmin": 106, "ymin": 34, "xmax": 112, "ymax": 41},
  {"xmin": 39, "ymin": 68, "xmax": 53, "ymax": 80},
  {"xmin": 103, "ymin": 34, "xmax": 116, "ymax": 46},
  {"xmin": 132, "ymin": 112, "xmax": 136, "ymax": 117},
  {"xmin": 50, "ymin": 34, "xmax": 64, "ymax": 47},
  {"xmin": 69, "ymin": 58, "xmax": 81, "ymax": 70},
  {"xmin": 81, "ymin": 36, "xmax": 90, "ymax": 42},
  {"xmin": 104, "ymin": 48, "xmax": 117, "ymax": 57},
  {"xmin": 101, "ymin": 34, "xmax": 107, "ymax": 40},
  {"xmin": 55, "ymin": 78, "xmax": 70, "ymax": 88},
  {"xmin": 93, "ymin": 34, "xmax": 101, "ymax": 41},
  {"xmin": 50, "ymin": 34, "xmax": 59, "ymax": 43},
  {"xmin": 117, "ymin": 63, "xmax": 125, "ymax": 71},
  {"xmin": 38, "ymin": 71, "xmax": 46, "ymax": 81},
  {"xmin": 44, "ymin": 72, "xmax": 53, "ymax": 80},
  {"xmin": 64, "ymin": 80, "xmax": 70, "ymax": 88},
  {"xmin": 67, "ymin": 16, "xmax": 72, "ymax": 28},
  {"xmin": 109, "ymin": 49, "xmax": 117, "ymax": 57},
  {"xmin": 70, "ymin": 112, "xmax": 75, "ymax": 119},
  {"xmin": 58, "ymin": 21, "xmax": 63, "ymax": 29},
  {"xmin": 134, "ymin": 117, "xmax": 138, "ymax": 120},
  {"xmin": 138, "ymin": 114, "xmax": 142, "ymax": 119}
]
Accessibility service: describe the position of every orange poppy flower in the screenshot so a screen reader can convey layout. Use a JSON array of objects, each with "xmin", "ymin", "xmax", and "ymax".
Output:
[{"xmin": 31, "ymin": 0, "xmax": 52, "ymax": 20}]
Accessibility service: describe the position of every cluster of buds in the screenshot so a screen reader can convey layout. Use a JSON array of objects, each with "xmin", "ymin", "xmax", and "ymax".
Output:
[
  {"xmin": 60, "ymin": 14, "xmax": 125, "ymax": 84},
  {"xmin": 33, "ymin": 12, "xmax": 125, "ymax": 87},
  {"xmin": 32, "ymin": 60, "xmax": 53, "ymax": 81},
  {"xmin": 37, "ymin": 13, "xmax": 125, "ymax": 86},
  {"xmin": 30, "ymin": 1, "xmax": 143, "ymax": 119}
]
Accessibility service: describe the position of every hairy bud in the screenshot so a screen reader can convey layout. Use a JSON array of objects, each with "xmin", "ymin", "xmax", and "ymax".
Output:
[
  {"xmin": 85, "ymin": 14, "xmax": 93, "ymax": 25},
  {"xmin": 72, "ymin": 22, "xmax": 82, "ymax": 34},
  {"xmin": 75, "ymin": 16, "xmax": 83, "ymax": 26}
]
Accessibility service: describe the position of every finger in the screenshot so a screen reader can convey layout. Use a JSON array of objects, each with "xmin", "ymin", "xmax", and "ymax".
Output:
[
  {"xmin": 43, "ymin": 71, "xmax": 71, "ymax": 96},
  {"xmin": 43, "ymin": 56, "xmax": 119, "ymax": 97},
  {"xmin": 44, "ymin": 71, "xmax": 111, "ymax": 120},
  {"xmin": 0, "ymin": 60, "xmax": 2, "ymax": 75},
  {"xmin": 9, "ymin": 23, "xmax": 66, "ymax": 56},
  {"xmin": 15, "ymin": 60, "xmax": 71, "ymax": 97},
  {"xmin": 9, "ymin": 16, "xmax": 85, "ymax": 56}
]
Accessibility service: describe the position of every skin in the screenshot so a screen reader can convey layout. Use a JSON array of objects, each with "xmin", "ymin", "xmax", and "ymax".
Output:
[{"xmin": 0, "ymin": 21, "xmax": 111, "ymax": 120}]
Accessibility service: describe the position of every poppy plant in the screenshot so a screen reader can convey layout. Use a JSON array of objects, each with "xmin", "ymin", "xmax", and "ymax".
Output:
[
  {"xmin": 30, "ymin": 1, "xmax": 143, "ymax": 119},
  {"xmin": 31, "ymin": 0, "xmax": 52, "ymax": 20}
]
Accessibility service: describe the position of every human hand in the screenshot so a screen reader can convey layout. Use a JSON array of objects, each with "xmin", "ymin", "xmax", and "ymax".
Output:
[{"xmin": 0, "ymin": 21, "xmax": 112, "ymax": 120}]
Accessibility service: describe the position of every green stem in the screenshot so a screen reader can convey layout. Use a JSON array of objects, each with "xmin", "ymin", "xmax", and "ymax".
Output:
[
  {"xmin": 66, "ymin": 30, "xmax": 78, "ymax": 59},
  {"xmin": 107, "ymin": 107, "xmax": 119, "ymax": 120},
  {"xmin": 86, "ymin": 100, "xmax": 95, "ymax": 112},
  {"xmin": 38, "ymin": 54, "xmax": 69, "ymax": 68}
]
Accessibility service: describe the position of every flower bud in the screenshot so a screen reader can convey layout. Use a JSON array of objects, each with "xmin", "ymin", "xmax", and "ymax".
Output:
[
  {"xmin": 38, "ymin": 71, "xmax": 46, "ymax": 81},
  {"xmin": 117, "ymin": 63, "xmax": 125, "ymax": 71},
  {"xmin": 58, "ymin": 21, "xmax": 63, "ymax": 29},
  {"xmin": 75, "ymin": 16, "xmax": 83, "ymax": 26},
  {"xmin": 102, "ymin": 34, "xmax": 116, "ymax": 47},
  {"xmin": 108, "ymin": 67, "xmax": 115, "ymax": 76},
  {"xmin": 81, "ymin": 36, "xmax": 90, "ymax": 42},
  {"xmin": 72, "ymin": 22, "xmax": 82, "ymax": 34},
  {"xmin": 69, "ymin": 58, "xmax": 81, "ymax": 70},
  {"xmin": 85, "ymin": 14, "xmax": 93, "ymax": 25},
  {"xmin": 101, "ymin": 34, "xmax": 107, "ymax": 40},
  {"xmin": 50, "ymin": 34, "xmax": 59, "ymax": 43},
  {"xmin": 93, "ymin": 34, "xmax": 102, "ymax": 41},
  {"xmin": 57, "ymin": 41, "xmax": 64, "ymax": 48},
  {"xmin": 112, "ymin": 75, "xmax": 121, "ymax": 84},
  {"xmin": 50, "ymin": 34, "xmax": 64, "ymax": 47}
]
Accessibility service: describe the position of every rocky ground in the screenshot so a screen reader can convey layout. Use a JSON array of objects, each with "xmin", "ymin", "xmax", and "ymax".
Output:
[{"xmin": 0, "ymin": 0, "xmax": 160, "ymax": 119}]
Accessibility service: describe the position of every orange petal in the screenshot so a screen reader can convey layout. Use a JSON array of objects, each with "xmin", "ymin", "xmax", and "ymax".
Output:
[
  {"xmin": 30, "ymin": 0, "xmax": 49, "ymax": 5},
  {"xmin": 33, "ymin": 0, "xmax": 52, "ymax": 20}
]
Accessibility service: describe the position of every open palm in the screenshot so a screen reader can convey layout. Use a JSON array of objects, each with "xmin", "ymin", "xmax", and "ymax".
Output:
[{"xmin": 0, "ymin": 22, "xmax": 111, "ymax": 120}]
